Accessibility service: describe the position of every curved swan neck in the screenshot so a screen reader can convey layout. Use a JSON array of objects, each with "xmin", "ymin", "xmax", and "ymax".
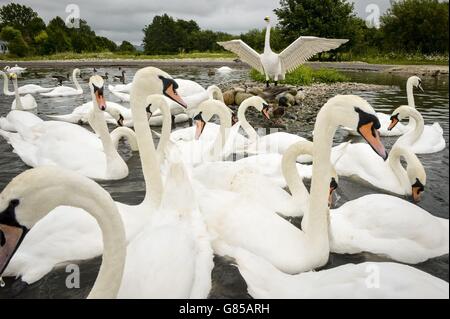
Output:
[
  {"xmin": 110, "ymin": 127, "xmax": 139, "ymax": 151},
  {"xmin": 282, "ymin": 143, "xmax": 312, "ymax": 207},
  {"xmin": 200, "ymin": 100, "xmax": 232, "ymax": 160},
  {"xmin": 12, "ymin": 77, "xmax": 23, "ymax": 110},
  {"xmin": 264, "ymin": 22, "xmax": 272, "ymax": 53},
  {"xmin": 72, "ymin": 69, "xmax": 82, "ymax": 92},
  {"xmin": 238, "ymin": 101, "xmax": 259, "ymax": 142},
  {"xmin": 61, "ymin": 174, "xmax": 126, "ymax": 298},
  {"xmin": 389, "ymin": 147, "xmax": 414, "ymax": 193},
  {"xmin": 396, "ymin": 107, "xmax": 424, "ymax": 146},
  {"xmin": 1, "ymin": 72, "xmax": 13, "ymax": 95},
  {"xmin": 130, "ymin": 89, "xmax": 163, "ymax": 209},
  {"xmin": 18, "ymin": 170, "xmax": 126, "ymax": 298},
  {"xmin": 207, "ymin": 86, "xmax": 224, "ymax": 102}
]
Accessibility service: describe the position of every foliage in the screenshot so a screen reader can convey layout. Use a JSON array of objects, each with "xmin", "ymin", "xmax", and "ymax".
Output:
[
  {"xmin": 118, "ymin": 41, "xmax": 136, "ymax": 52},
  {"xmin": 250, "ymin": 65, "xmax": 349, "ymax": 85},
  {"xmin": 0, "ymin": 26, "xmax": 29, "ymax": 56},
  {"xmin": 380, "ymin": 0, "xmax": 449, "ymax": 54},
  {"xmin": 143, "ymin": 14, "xmax": 234, "ymax": 54},
  {"xmin": 0, "ymin": 1, "xmax": 448, "ymax": 62}
]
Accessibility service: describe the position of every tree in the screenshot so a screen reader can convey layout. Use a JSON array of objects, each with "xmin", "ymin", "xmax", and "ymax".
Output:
[
  {"xmin": 380, "ymin": 0, "xmax": 449, "ymax": 54},
  {"xmin": 0, "ymin": 26, "xmax": 29, "ymax": 56},
  {"xmin": 118, "ymin": 40, "xmax": 136, "ymax": 52},
  {"xmin": 274, "ymin": 0, "xmax": 359, "ymax": 52},
  {"xmin": 0, "ymin": 3, "xmax": 38, "ymax": 33}
]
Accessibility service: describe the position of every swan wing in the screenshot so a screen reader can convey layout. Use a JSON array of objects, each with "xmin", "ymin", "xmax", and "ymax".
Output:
[
  {"xmin": 217, "ymin": 40, "xmax": 264, "ymax": 73},
  {"xmin": 279, "ymin": 37, "xmax": 348, "ymax": 74}
]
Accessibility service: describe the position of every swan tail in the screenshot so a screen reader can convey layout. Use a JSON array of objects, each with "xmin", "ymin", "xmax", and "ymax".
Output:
[
  {"xmin": 0, "ymin": 117, "xmax": 15, "ymax": 132},
  {"xmin": 432, "ymin": 122, "xmax": 444, "ymax": 135},
  {"xmin": 0, "ymin": 128, "xmax": 12, "ymax": 141},
  {"xmin": 234, "ymin": 248, "xmax": 285, "ymax": 299},
  {"xmin": 47, "ymin": 114, "xmax": 85, "ymax": 124}
]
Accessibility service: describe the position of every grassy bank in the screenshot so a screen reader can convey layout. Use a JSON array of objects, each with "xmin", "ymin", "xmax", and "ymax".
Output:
[
  {"xmin": 1, "ymin": 51, "xmax": 448, "ymax": 66},
  {"xmin": 250, "ymin": 66, "xmax": 349, "ymax": 86},
  {"xmin": 0, "ymin": 51, "xmax": 236, "ymax": 61}
]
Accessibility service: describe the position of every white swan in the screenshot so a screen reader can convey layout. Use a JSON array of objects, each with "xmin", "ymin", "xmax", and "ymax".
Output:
[
  {"xmin": 0, "ymin": 167, "xmax": 127, "ymax": 299},
  {"xmin": 1, "ymin": 71, "xmax": 53, "ymax": 95},
  {"xmin": 261, "ymin": 140, "xmax": 448, "ymax": 264},
  {"xmin": 234, "ymin": 249, "xmax": 449, "ymax": 299},
  {"xmin": 218, "ymin": 17, "xmax": 348, "ymax": 86},
  {"xmin": 2, "ymin": 68, "xmax": 213, "ymax": 299},
  {"xmin": 109, "ymin": 82, "xmax": 133, "ymax": 93},
  {"xmin": 330, "ymin": 194, "xmax": 449, "ymax": 264},
  {"xmin": 0, "ymin": 164, "xmax": 212, "ymax": 299},
  {"xmin": 333, "ymin": 106, "xmax": 428, "ymax": 197},
  {"xmin": 48, "ymin": 100, "xmax": 132, "ymax": 126},
  {"xmin": 389, "ymin": 105, "xmax": 446, "ymax": 154},
  {"xmin": 8, "ymin": 73, "xmax": 37, "ymax": 111},
  {"xmin": 0, "ymin": 110, "xmax": 43, "ymax": 132},
  {"xmin": 333, "ymin": 144, "xmax": 426, "ymax": 198},
  {"xmin": 194, "ymin": 95, "xmax": 387, "ymax": 274},
  {"xmin": 194, "ymin": 141, "xmax": 337, "ymax": 218},
  {"xmin": 217, "ymin": 66, "xmax": 233, "ymax": 74},
  {"xmin": 40, "ymin": 69, "xmax": 83, "ymax": 97},
  {"xmin": 344, "ymin": 76, "xmax": 424, "ymax": 136},
  {"xmin": 4, "ymin": 64, "xmax": 27, "ymax": 75},
  {"xmin": 0, "ymin": 76, "xmax": 134, "ymax": 181},
  {"xmin": 171, "ymin": 96, "xmax": 266, "ymax": 152},
  {"xmin": 231, "ymin": 95, "xmax": 312, "ymax": 162}
]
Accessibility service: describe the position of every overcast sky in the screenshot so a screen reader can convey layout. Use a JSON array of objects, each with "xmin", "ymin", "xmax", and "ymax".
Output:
[{"xmin": 0, "ymin": 0, "xmax": 391, "ymax": 45}]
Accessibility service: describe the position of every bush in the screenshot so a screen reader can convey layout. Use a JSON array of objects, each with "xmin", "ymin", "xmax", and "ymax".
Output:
[{"xmin": 0, "ymin": 26, "xmax": 29, "ymax": 56}]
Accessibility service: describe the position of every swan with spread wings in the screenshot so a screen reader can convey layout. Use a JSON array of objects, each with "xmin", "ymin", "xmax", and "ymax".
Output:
[{"xmin": 218, "ymin": 17, "xmax": 348, "ymax": 87}]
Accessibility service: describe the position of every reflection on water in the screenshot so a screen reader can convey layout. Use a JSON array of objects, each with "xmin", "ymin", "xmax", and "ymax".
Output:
[{"xmin": 0, "ymin": 66, "xmax": 448, "ymax": 298}]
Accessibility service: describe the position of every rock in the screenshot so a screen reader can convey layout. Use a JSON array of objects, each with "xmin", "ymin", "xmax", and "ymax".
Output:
[
  {"xmin": 233, "ymin": 87, "xmax": 246, "ymax": 93},
  {"xmin": 247, "ymin": 87, "xmax": 263, "ymax": 96},
  {"xmin": 223, "ymin": 90, "xmax": 236, "ymax": 106},
  {"xmin": 235, "ymin": 92, "xmax": 254, "ymax": 106},
  {"xmin": 295, "ymin": 90, "xmax": 306, "ymax": 105}
]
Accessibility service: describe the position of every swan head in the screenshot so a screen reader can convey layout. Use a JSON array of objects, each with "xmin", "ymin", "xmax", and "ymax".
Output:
[
  {"xmin": 8, "ymin": 72, "xmax": 17, "ymax": 80},
  {"xmin": 408, "ymin": 76, "xmax": 424, "ymax": 92},
  {"xmin": 411, "ymin": 177, "xmax": 426, "ymax": 203},
  {"xmin": 89, "ymin": 75, "xmax": 107, "ymax": 111},
  {"xmin": 325, "ymin": 95, "xmax": 387, "ymax": 160},
  {"xmin": 132, "ymin": 67, "xmax": 187, "ymax": 109},
  {"xmin": 264, "ymin": 16, "xmax": 271, "ymax": 23},
  {"xmin": 388, "ymin": 105, "xmax": 420, "ymax": 131},
  {"xmin": 106, "ymin": 107, "xmax": 125, "ymax": 127},
  {"xmin": 192, "ymin": 100, "xmax": 231, "ymax": 140},
  {"xmin": 243, "ymin": 96, "xmax": 271, "ymax": 120}
]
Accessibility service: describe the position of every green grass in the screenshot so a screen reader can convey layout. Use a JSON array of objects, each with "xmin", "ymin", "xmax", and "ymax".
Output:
[
  {"xmin": 0, "ymin": 51, "xmax": 237, "ymax": 61},
  {"xmin": 250, "ymin": 65, "xmax": 349, "ymax": 86}
]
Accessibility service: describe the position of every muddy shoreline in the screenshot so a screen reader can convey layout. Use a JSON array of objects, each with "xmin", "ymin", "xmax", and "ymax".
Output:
[{"xmin": 0, "ymin": 59, "xmax": 448, "ymax": 77}]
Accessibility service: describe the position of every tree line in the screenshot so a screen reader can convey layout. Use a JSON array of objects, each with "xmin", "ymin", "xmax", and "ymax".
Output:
[{"xmin": 0, "ymin": 0, "xmax": 448, "ymax": 58}]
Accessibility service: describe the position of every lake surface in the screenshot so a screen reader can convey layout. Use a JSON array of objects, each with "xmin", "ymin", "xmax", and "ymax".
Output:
[{"xmin": 0, "ymin": 65, "xmax": 448, "ymax": 298}]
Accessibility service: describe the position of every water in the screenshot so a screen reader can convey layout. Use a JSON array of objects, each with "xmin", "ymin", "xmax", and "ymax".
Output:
[{"xmin": 0, "ymin": 66, "xmax": 448, "ymax": 298}]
